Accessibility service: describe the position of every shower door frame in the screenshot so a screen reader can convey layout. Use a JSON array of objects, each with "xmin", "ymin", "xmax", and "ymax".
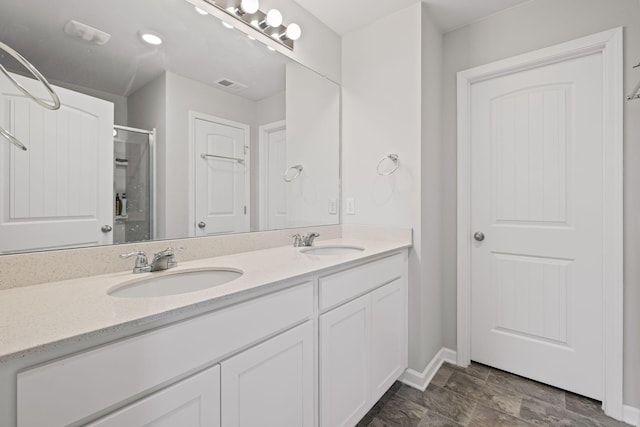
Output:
[{"xmin": 113, "ymin": 124, "xmax": 156, "ymax": 241}]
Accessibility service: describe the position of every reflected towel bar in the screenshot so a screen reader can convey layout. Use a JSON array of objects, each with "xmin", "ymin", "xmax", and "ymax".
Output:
[{"xmin": 200, "ymin": 153, "xmax": 245, "ymax": 164}]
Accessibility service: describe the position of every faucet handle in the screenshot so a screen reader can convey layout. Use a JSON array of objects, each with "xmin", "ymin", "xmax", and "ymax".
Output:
[
  {"xmin": 120, "ymin": 250, "xmax": 147, "ymax": 261},
  {"xmin": 155, "ymin": 247, "xmax": 184, "ymax": 257},
  {"xmin": 120, "ymin": 251, "xmax": 150, "ymax": 273},
  {"xmin": 291, "ymin": 234, "xmax": 303, "ymax": 247}
]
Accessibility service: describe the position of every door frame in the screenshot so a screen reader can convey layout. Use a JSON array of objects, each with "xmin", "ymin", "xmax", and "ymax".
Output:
[
  {"xmin": 456, "ymin": 28, "xmax": 623, "ymax": 417},
  {"xmin": 188, "ymin": 111, "xmax": 251, "ymax": 237},
  {"xmin": 258, "ymin": 120, "xmax": 286, "ymax": 230}
]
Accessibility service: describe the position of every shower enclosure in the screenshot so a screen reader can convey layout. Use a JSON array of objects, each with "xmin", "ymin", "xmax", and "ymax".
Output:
[{"xmin": 113, "ymin": 125, "xmax": 155, "ymax": 244}]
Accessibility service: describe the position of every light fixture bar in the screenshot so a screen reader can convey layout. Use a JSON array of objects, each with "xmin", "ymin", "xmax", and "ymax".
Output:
[{"xmin": 201, "ymin": 0, "xmax": 297, "ymax": 50}]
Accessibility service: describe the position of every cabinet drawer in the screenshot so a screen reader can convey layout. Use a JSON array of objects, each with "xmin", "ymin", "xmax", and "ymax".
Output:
[
  {"xmin": 88, "ymin": 365, "xmax": 221, "ymax": 427},
  {"xmin": 319, "ymin": 253, "xmax": 404, "ymax": 311},
  {"xmin": 17, "ymin": 282, "xmax": 313, "ymax": 427}
]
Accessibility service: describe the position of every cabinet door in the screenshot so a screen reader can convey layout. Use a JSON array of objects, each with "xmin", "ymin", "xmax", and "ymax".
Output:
[
  {"xmin": 221, "ymin": 321, "xmax": 314, "ymax": 427},
  {"xmin": 89, "ymin": 365, "xmax": 220, "ymax": 427},
  {"xmin": 371, "ymin": 279, "xmax": 406, "ymax": 402},
  {"xmin": 320, "ymin": 295, "xmax": 370, "ymax": 427}
]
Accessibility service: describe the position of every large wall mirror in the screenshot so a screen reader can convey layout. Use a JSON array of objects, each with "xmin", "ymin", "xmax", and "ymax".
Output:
[{"xmin": 0, "ymin": 0, "xmax": 340, "ymax": 253}]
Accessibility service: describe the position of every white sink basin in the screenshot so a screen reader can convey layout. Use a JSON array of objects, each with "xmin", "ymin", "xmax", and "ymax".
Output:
[
  {"xmin": 108, "ymin": 269, "xmax": 243, "ymax": 298},
  {"xmin": 300, "ymin": 245, "xmax": 365, "ymax": 256}
]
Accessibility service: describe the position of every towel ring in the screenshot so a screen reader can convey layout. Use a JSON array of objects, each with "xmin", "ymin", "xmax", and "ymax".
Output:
[
  {"xmin": 284, "ymin": 164, "xmax": 303, "ymax": 182},
  {"xmin": 0, "ymin": 41, "xmax": 61, "ymax": 110},
  {"xmin": 376, "ymin": 154, "xmax": 399, "ymax": 176}
]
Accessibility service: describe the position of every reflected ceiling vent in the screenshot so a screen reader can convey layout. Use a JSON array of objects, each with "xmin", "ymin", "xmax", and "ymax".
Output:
[
  {"xmin": 216, "ymin": 78, "xmax": 248, "ymax": 92},
  {"xmin": 64, "ymin": 20, "xmax": 111, "ymax": 46}
]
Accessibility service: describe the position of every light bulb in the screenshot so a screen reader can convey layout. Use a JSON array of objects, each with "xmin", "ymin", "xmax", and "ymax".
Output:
[
  {"xmin": 285, "ymin": 23, "xmax": 301, "ymax": 40},
  {"xmin": 265, "ymin": 9, "xmax": 282, "ymax": 27},
  {"xmin": 240, "ymin": 0, "xmax": 259, "ymax": 14},
  {"xmin": 194, "ymin": 6, "xmax": 208, "ymax": 15}
]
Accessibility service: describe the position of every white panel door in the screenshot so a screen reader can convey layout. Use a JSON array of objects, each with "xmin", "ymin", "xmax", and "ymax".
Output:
[
  {"xmin": 320, "ymin": 295, "xmax": 370, "ymax": 427},
  {"xmin": 221, "ymin": 321, "xmax": 314, "ymax": 427},
  {"xmin": 370, "ymin": 279, "xmax": 406, "ymax": 403},
  {"xmin": 0, "ymin": 73, "xmax": 114, "ymax": 252},
  {"xmin": 194, "ymin": 117, "xmax": 249, "ymax": 236},
  {"xmin": 259, "ymin": 121, "xmax": 287, "ymax": 230},
  {"xmin": 470, "ymin": 52, "xmax": 604, "ymax": 398},
  {"xmin": 88, "ymin": 365, "xmax": 220, "ymax": 427}
]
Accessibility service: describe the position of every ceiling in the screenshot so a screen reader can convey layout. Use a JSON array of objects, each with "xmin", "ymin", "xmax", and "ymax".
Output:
[
  {"xmin": 0, "ymin": 0, "xmax": 288, "ymax": 100},
  {"xmin": 292, "ymin": 0, "xmax": 532, "ymax": 35}
]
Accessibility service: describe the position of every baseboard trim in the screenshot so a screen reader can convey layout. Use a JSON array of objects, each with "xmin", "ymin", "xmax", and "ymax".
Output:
[
  {"xmin": 622, "ymin": 404, "xmax": 640, "ymax": 426},
  {"xmin": 400, "ymin": 348, "xmax": 457, "ymax": 391}
]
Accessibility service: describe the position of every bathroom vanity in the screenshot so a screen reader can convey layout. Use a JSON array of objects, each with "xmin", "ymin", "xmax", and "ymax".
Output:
[{"xmin": 0, "ymin": 233, "xmax": 410, "ymax": 427}]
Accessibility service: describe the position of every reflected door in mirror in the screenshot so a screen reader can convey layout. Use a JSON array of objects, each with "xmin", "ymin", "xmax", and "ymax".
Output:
[
  {"xmin": 194, "ymin": 116, "xmax": 249, "ymax": 236},
  {"xmin": 0, "ymin": 74, "xmax": 114, "ymax": 253}
]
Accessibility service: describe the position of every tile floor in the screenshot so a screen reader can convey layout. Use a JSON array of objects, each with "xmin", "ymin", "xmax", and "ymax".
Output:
[{"xmin": 357, "ymin": 362, "xmax": 630, "ymax": 427}]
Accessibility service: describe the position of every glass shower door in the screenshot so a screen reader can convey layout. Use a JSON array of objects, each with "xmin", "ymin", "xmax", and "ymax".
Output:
[{"xmin": 113, "ymin": 126, "xmax": 154, "ymax": 244}]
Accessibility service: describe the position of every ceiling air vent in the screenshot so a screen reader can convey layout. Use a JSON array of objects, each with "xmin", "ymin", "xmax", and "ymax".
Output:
[{"xmin": 216, "ymin": 78, "xmax": 248, "ymax": 92}]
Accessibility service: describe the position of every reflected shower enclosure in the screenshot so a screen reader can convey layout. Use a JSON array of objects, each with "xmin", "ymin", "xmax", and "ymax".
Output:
[{"xmin": 113, "ymin": 126, "xmax": 154, "ymax": 244}]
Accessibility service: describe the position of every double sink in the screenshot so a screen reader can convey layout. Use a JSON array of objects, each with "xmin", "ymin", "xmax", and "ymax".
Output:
[{"xmin": 108, "ymin": 245, "xmax": 364, "ymax": 298}]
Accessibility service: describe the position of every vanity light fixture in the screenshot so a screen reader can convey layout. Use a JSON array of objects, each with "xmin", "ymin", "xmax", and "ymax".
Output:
[
  {"xmin": 139, "ymin": 31, "xmax": 163, "ymax": 46},
  {"xmin": 200, "ymin": 0, "xmax": 300, "ymax": 50},
  {"xmin": 231, "ymin": 0, "xmax": 259, "ymax": 16},
  {"xmin": 258, "ymin": 9, "xmax": 282, "ymax": 29},
  {"xmin": 279, "ymin": 23, "xmax": 301, "ymax": 41}
]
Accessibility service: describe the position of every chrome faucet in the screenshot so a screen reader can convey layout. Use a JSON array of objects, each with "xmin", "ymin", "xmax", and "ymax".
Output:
[
  {"xmin": 120, "ymin": 247, "xmax": 184, "ymax": 273},
  {"xmin": 150, "ymin": 247, "xmax": 183, "ymax": 271},
  {"xmin": 292, "ymin": 232, "xmax": 320, "ymax": 247}
]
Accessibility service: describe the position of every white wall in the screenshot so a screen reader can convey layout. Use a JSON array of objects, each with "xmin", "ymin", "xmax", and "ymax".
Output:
[
  {"xmin": 420, "ymin": 5, "xmax": 445, "ymax": 370},
  {"xmin": 285, "ymin": 62, "xmax": 340, "ymax": 227},
  {"xmin": 441, "ymin": 0, "xmax": 640, "ymax": 407},
  {"xmin": 342, "ymin": 3, "xmax": 436, "ymax": 371}
]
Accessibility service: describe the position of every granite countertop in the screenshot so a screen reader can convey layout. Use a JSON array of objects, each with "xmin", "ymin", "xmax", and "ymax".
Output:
[{"xmin": 0, "ymin": 235, "xmax": 411, "ymax": 363}]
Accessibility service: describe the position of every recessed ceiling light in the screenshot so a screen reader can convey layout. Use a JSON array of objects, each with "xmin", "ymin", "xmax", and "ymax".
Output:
[
  {"xmin": 267, "ymin": 46, "xmax": 276, "ymax": 51},
  {"xmin": 194, "ymin": 6, "xmax": 208, "ymax": 15},
  {"xmin": 247, "ymin": 35, "xmax": 256, "ymax": 41},
  {"xmin": 222, "ymin": 21, "xmax": 234, "ymax": 29},
  {"xmin": 139, "ymin": 31, "xmax": 163, "ymax": 46}
]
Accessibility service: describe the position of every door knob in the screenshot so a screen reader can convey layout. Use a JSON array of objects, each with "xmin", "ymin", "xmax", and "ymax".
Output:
[
  {"xmin": 474, "ymin": 232, "xmax": 485, "ymax": 242},
  {"xmin": 198, "ymin": 221, "xmax": 206, "ymax": 229},
  {"xmin": 101, "ymin": 225, "xmax": 113, "ymax": 233}
]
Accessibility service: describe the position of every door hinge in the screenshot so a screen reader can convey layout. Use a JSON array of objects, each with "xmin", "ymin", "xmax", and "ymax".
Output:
[{"xmin": 244, "ymin": 206, "xmax": 247, "ymax": 215}]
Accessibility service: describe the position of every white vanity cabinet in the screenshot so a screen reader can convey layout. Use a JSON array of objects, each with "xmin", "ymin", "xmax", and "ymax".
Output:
[
  {"xmin": 13, "ymin": 249, "xmax": 408, "ymax": 427},
  {"xmin": 319, "ymin": 254, "xmax": 407, "ymax": 427},
  {"xmin": 17, "ymin": 282, "xmax": 313, "ymax": 427},
  {"xmin": 222, "ymin": 321, "xmax": 314, "ymax": 427}
]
